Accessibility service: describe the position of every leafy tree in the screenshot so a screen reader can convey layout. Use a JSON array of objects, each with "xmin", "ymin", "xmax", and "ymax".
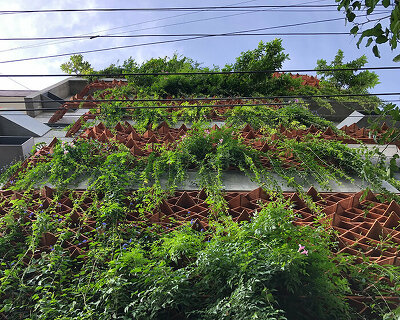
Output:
[
  {"xmin": 316, "ymin": 49, "xmax": 379, "ymax": 92},
  {"xmin": 335, "ymin": 0, "xmax": 400, "ymax": 61},
  {"xmin": 97, "ymin": 62, "xmax": 125, "ymax": 77},
  {"xmin": 93, "ymin": 40, "xmax": 292, "ymax": 96},
  {"xmin": 221, "ymin": 39, "xmax": 290, "ymax": 95},
  {"xmin": 231, "ymin": 39, "xmax": 289, "ymax": 75},
  {"xmin": 60, "ymin": 54, "xmax": 94, "ymax": 74}
]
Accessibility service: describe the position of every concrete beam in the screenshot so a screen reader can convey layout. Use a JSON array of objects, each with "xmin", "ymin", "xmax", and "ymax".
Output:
[
  {"xmin": 39, "ymin": 171, "xmax": 399, "ymax": 193},
  {"xmin": 0, "ymin": 113, "xmax": 50, "ymax": 137}
]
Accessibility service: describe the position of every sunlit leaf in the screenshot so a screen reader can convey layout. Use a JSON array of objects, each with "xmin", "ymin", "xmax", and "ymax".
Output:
[{"xmin": 350, "ymin": 26, "xmax": 359, "ymax": 34}]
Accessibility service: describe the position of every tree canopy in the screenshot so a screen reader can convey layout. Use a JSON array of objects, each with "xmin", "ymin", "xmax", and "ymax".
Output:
[
  {"xmin": 335, "ymin": 0, "xmax": 400, "ymax": 61},
  {"xmin": 59, "ymin": 40, "xmax": 382, "ymax": 113},
  {"xmin": 316, "ymin": 49, "xmax": 380, "ymax": 92},
  {"xmin": 60, "ymin": 54, "xmax": 93, "ymax": 75}
]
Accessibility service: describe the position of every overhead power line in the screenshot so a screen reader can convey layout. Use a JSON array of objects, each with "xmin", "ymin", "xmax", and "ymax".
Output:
[
  {"xmin": 0, "ymin": 0, "xmax": 314, "ymax": 53},
  {"xmin": 0, "ymin": 102, "xmax": 388, "ymax": 113},
  {"xmin": 1, "ymin": 65, "xmax": 400, "ymax": 77},
  {"xmin": 3, "ymin": 98, "xmax": 399, "ymax": 114},
  {"xmin": 0, "ymin": 4, "xmax": 348, "ymax": 15},
  {"xmin": 1, "ymin": 92, "xmax": 399, "ymax": 105},
  {"xmin": 0, "ymin": 103, "xmax": 294, "ymax": 112},
  {"xmin": 0, "ymin": 15, "xmax": 367, "ymax": 64},
  {"xmin": 0, "ymin": 10, "xmax": 389, "ymax": 64},
  {"xmin": 0, "ymin": 1, "xmax": 358, "ymax": 56},
  {"xmin": 0, "ymin": 32, "xmax": 371, "ymax": 41},
  {"xmin": 0, "ymin": 0, "xmax": 261, "ymax": 53}
]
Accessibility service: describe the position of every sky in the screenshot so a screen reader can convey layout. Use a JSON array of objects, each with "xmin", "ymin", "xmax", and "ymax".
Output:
[{"xmin": 0, "ymin": 0, "xmax": 398, "ymax": 104}]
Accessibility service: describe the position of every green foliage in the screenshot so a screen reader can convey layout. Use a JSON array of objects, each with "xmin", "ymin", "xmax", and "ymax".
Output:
[
  {"xmin": 6, "ymin": 40, "xmax": 399, "ymax": 320},
  {"xmin": 13, "ymin": 139, "xmax": 102, "ymax": 190},
  {"xmin": 109, "ymin": 53, "xmax": 200, "ymax": 92},
  {"xmin": 7, "ymin": 119, "xmax": 394, "ymax": 207},
  {"xmin": 232, "ymin": 39, "xmax": 288, "ymax": 74},
  {"xmin": 226, "ymin": 103, "xmax": 336, "ymax": 130},
  {"xmin": 93, "ymin": 40, "xmax": 292, "ymax": 97},
  {"xmin": 4, "ymin": 200, "xmax": 397, "ymax": 319},
  {"xmin": 60, "ymin": 54, "xmax": 94, "ymax": 75},
  {"xmin": 99, "ymin": 100, "xmax": 127, "ymax": 128},
  {"xmin": 0, "ymin": 160, "xmax": 22, "ymax": 185},
  {"xmin": 152, "ymin": 226, "xmax": 206, "ymax": 265},
  {"xmin": 336, "ymin": 0, "xmax": 400, "ymax": 61},
  {"xmin": 316, "ymin": 49, "xmax": 380, "ymax": 92},
  {"xmin": 61, "ymin": 40, "xmax": 385, "ymax": 119},
  {"xmin": 219, "ymin": 39, "xmax": 289, "ymax": 95},
  {"xmin": 1, "ymin": 151, "xmax": 399, "ymax": 319}
]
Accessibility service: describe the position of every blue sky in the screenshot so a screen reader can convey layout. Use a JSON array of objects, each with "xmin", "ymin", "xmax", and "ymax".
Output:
[{"xmin": 0, "ymin": 0, "xmax": 398, "ymax": 104}]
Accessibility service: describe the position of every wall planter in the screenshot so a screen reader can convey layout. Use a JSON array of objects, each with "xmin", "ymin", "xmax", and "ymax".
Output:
[
  {"xmin": 0, "ymin": 185, "xmax": 399, "ymax": 264},
  {"xmin": 0, "ymin": 136, "xmax": 33, "ymax": 169}
]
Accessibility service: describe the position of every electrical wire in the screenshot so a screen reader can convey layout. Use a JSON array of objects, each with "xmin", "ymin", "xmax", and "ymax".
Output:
[
  {"xmin": 0, "ymin": 0, "xmax": 333, "ymax": 54},
  {"xmin": 102, "ymin": 5, "xmax": 343, "ymax": 37},
  {"xmin": 0, "ymin": 32, "xmax": 377, "ymax": 41},
  {"xmin": 0, "ymin": 92, "xmax": 398, "ymax": 105},
  {"xmin": 5, "ymin": 97, "xmax": 400, "ymax": 114},
  {"xmin": 0, "ymin": 103, "xmax": 384, "ymax": 113},
  {"xmin": 1, "ymin": 63, "xmax": 400, "ymax": 77},
  {"xmin": 0, "ymin": 72, "xmax": 32, "ymax": 90},
  {"xmin": 0, "ymin": 9, "xmax": 389, "ymax": 64},
  {"xmin": 0, "ymin": 103, "xmax": 296, "ymax": 112},
  {"xmin": 0, "ymin": 0, "xmax": 262, "ymax": 53},
  {"xmin": 0, "ymin": 14, "xmax": 382, "ymax": 64},
  {"xmin": 2, "ymin": 8, "xmax": 379, "ymax": 16},
  {"xmin": 0, "ymin": 5, "xmax": 350, "ymax": 15}
]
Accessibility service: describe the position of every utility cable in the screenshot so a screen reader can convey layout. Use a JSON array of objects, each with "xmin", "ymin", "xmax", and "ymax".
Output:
[
  {"xmin": 0, "ymin": 13, "xmax": 388, "ymax": 64},
  {"xmin": 0, "ymin": 0, "xmax": 332, "ymax": 54},
  {"xmin": 0, "ymin": 72, "xmax": 32, "ymax": 90},
  {"xmin": 1, "ymin": 64, "xmax": 400, "ymax": 77},
  {"xmin": 1, "ymin": 92, "xmax": 399, "ymax": 104},
  {"xmin": 1, "ymin": 8, "xmax": 378, "ymax": 17},
  {"xmin": 5, "ymin": 98, "xmax": 400, "ymax": 114},
  {"xmin": 0, "ymin": 32, "xmax": 377, "ymax": 41},
  {"xmin": 0, "ymin": 14, "xmax": 379, "ymax": 64},
  {"xmin": 0, "ymin": 5, "xmax": 351, "ymax": 15},
  {"xmin": 0, "ymin": 103, "xmax": 386, "ymax": 112},
  {"xmin": 0, "ymin": 0, "xmax": 261, "ymax": 53}
]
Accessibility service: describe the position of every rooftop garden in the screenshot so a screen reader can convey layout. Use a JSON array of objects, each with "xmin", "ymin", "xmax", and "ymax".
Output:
[{"xmin": 0, "ymin": 40, "xmax": 399, "ymax": 319}]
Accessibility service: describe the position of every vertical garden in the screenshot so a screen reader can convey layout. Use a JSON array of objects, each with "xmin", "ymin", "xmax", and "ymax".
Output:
[{"xmin": 0, "ymin": 40, "xmax": 399, "ymax": 319}]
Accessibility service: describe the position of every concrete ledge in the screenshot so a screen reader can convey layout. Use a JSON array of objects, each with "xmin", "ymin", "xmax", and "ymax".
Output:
[
  {"xmin": 39, "ymin": 171, "xmax": 399, "ymax": 193},
  {"xmin": 0, "ymin": 136, "xmax": 34, "ymax": 169},
  {"xmin": 25, "ymin": 77, "xmax": 87, "ymax": 117},
  {"xmin": 0, "ymin": 113, "xmax": 50, "ymax": 137}
]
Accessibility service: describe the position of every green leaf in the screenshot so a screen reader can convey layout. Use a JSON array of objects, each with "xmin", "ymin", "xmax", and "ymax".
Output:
[
  {"xmin": 376, "ymin": 35, "xmax": 388, "ymax": 44},
  {"xmin": 382, "ymin": 0, "xmax": 390, "ymax": 7},
  {"xmin": 350, "ymin": 26, "xmax": 359, "ymax": 35},
  {"xmin": 366, "ymin": 37, "xmax": 374, "ymax": 47},
  {"xmin": 393, "ymin": 53, "xmax": 400, "ymax": 62},
  {"xmin": 356, "ymin": 36, "xmax": 364, "ymax": 48},
  {"xmin": 352, "ymin": 1, "xmax": 362, "ymax": 9},
  {"xmin": 362, "ymin": 26, "xmax": 382, "ymax": 38},
  {"xmin": 372, "ymin": 45, "xmax": 381, "ymax": 58},
  {"xmin": 347, "ymin": 11, "xmax": 356, "ymax": 22}
]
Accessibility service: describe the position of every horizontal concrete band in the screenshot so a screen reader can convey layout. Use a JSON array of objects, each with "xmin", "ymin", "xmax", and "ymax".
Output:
[{"xmin": 31, "ymin": 171, "xmax": 399, "ymax": 193}]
